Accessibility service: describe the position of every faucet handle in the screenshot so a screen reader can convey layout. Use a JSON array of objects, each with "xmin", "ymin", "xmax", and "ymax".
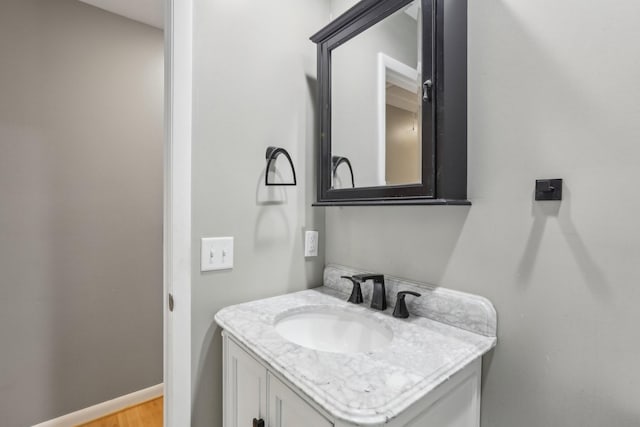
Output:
[
  {"xmin": 341, "ymin": 276, "xmax": 363, "ymax": 304},
  {"xmin": 393, "ymin": 291, "xmax": 421, "ymax": 318}
]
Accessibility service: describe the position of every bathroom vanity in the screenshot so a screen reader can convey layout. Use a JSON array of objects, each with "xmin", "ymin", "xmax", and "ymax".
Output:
[{"xmin": 215, "ymin": 265, "xmax": 497, "ymax": 427}]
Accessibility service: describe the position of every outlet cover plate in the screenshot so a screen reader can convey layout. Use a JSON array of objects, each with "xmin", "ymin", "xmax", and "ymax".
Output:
[
  {"xmin": 201, "ymin": 237, "xmax": 234, "ymax": 271},
  {"xmin": 304, "ymin": 230, "xmax": 319, "ymax": 257}
]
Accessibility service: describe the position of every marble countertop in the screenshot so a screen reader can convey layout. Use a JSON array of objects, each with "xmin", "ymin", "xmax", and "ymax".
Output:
[{"xmin": 215, "ymin": 285, "xmax": 497, "ymax": 425}]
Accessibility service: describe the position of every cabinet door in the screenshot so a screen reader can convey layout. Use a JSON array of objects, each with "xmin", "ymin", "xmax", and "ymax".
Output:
[
  {"xmin": 224, "ymin": 337, "xmax": 267, "ymax": 427},
  {"xmin": 268, "ymin": 373, "xmax": 333, "ymax": 427}
]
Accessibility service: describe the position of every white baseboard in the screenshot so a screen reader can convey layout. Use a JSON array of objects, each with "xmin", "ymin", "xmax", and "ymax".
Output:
[{"xmin": 32, "ymin": 383, "xmax": 164, "ymax": 427}]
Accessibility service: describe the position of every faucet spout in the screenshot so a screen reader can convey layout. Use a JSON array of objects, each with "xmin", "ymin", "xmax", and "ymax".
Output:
[{"xmin": 352, "ymin": 274, "xmax": 387, "ymax": 311}]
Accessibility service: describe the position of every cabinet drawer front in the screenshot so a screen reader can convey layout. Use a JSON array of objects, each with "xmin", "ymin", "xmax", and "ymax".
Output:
[
  {"xmin": 225, "ymin": 338, "xmax": 268, "ymax": 427},
  {"xmin": 268, "ymin": 373, "xmax": 333, "ymax": 427}
]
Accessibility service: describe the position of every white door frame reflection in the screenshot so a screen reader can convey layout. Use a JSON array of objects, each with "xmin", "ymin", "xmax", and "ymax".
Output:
[{"xmin": 376, "ymin": 52, "xmax": 421, "ymax": 186}]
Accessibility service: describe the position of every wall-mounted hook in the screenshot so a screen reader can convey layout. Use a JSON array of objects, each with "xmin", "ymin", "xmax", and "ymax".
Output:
[
  {"xmin": 265, "ymin": 146, "xmax": 297, "ymax": 186},
  {"xmin": 535, "ymin": 179, "xmax": 563, "ymax": 200}
]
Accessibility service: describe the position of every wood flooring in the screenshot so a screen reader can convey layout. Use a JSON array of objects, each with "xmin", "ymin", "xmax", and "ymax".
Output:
[{"xmin": 76, "ymin": 396, "xmax": 163, "ymax": 427}]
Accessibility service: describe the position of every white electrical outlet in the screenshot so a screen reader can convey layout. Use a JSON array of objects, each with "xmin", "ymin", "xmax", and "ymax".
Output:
[
  {"xmin": 201, "ymin": 237, "xmax": 234, "ymax": 271},
  {"xmin": 304, "ymin": 230, "xmax": 319, "ymax": 257}
]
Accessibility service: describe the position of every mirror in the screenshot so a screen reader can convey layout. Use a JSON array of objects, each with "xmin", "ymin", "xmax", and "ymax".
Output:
[
  {"xmin": 331, "ymin": 1, "xmax": 422, "ymax": 189},
  {"xmin": 311, "ymin": 0, "xmax": 469, "ymax": 206}
]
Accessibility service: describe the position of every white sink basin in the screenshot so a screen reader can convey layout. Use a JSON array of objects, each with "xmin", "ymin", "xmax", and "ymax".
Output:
[{"xmin": 274, "ymin": 306, "xmax": 393, "ymax": 353}]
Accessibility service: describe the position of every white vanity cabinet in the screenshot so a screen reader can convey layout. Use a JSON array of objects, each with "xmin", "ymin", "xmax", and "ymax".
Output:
[
  {"xmin": 223, "ymin": 334, "xmax": 268, "ymax": 427},
  {"xmin": 223, "ymin": 333, "xmax": 332, "ymax": 427},
  {"xmin": 223, "ymin": 332, "xmax": 483, "ymax": 427},
  {"xmin": 267, "ymin": 372, "xmax": 333, "ymax": 427}
]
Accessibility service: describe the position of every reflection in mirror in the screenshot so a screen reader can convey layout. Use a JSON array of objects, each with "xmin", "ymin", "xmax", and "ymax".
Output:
[
  {"xmin": 331, "ymin": 0, "xmax": 421, "ymax": 189},
  {"xmin": 381, "ymin": 53, "xmax": 421, "ymax": 185},
  {"xmin": 332, "ymin": 155, "xmax": 355, "ymax": 188}
]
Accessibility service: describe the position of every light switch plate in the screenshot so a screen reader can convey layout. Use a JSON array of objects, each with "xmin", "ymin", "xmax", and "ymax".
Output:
[
  {"xmin": 201, "ymin": 237, "xmax": 234, "ymax": 271},
  {"xmin": 304, "ymin": 230, "xmax": 319, "ymax": 257}
]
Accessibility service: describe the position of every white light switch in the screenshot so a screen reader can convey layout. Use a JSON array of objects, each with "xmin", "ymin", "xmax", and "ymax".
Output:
[
  {"xmin": 304, "ymin": 230, "xmax": 319, "ymax": 257},
  {"xmin": 201, "ymin": 237, "xmax": 234, "ymax": 271}
]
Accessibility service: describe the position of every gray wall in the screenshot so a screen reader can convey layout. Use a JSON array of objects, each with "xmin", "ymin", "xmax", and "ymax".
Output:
[
  {"xmin": 0, "ymin": 1, "xmax": 164, "ymax": 425},
  {"xmin": 326, "ymin": 0, "xmax": 640, "ymax": 426},
  {"xmin": 190, "ymin": 1, "xmax": 328, "ymax": 426}
]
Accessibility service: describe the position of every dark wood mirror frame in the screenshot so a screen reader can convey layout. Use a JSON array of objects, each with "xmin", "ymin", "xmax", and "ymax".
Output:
[{"xmin": 310, "ymin": 0, "xmax": 470, "ymax": 206}]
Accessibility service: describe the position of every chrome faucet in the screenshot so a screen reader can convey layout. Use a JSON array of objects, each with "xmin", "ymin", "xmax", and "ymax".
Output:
[{"xmin": 352, "ymin": 274, "xmax": 387, "ymax": 310}]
